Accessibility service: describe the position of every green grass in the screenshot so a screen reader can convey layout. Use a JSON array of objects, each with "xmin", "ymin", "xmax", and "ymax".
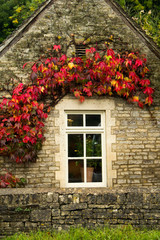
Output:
[{"xmin": 3, "ymin": 225, "xmax": 160, "ymax": 240}]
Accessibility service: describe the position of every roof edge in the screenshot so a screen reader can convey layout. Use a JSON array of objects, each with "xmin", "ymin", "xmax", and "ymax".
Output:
[
  {"xmin": 105, "ymin": 0, "xmax": 160, "ymax": 59},
  {"xmin": 0, "ymin": 0, "xmax": 53, "ymax": 57}
]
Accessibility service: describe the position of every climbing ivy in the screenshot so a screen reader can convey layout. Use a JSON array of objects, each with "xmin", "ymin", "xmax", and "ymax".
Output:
[
  {"xmin": 0, "ymin": 45, "xmax": 154, "ymax": 164},
  {"xmin": 0, "ymin": 171, "xmax": 25, "ymax": 188}
]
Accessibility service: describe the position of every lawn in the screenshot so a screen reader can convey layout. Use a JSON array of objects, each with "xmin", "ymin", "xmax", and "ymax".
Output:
[{"xmin": 4, "ymin": 225, "xmax": 160, "ymax": 240}]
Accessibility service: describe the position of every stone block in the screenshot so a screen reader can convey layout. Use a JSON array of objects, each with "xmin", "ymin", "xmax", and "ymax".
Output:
[
  {"xmin": 30, "ymin": 209, "xmax": 51, "ymax": 222},
  {"xmin": 46, "ymin": 192, "xmax": 59, "ymax": 203},
  {"xmin": 25, "ymin": 222, "xmax": 38, "ymax": 228},
  {"xmin": 52, "ymin": 209, "xmax": 60, "ymax": 217},
  {"xmin": 61, "ymin": 203, "xmax": 87, "ymax": 211},
  {"xmin": 59, "ymin": 195, "xmax": 68, "ymax": 204},
  {"xmin": 101, "ymin": 193, "xmax": 117, "ymax": 204}
]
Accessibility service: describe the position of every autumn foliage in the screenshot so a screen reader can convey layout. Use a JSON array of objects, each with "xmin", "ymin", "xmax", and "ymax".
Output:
[
  {"xmin": 0, "ymin": 45, "xmax": 154, "ymax": 163},
  {"xmin": 0, "ymin": 171, "xmax": 22, "ymax": 188}
]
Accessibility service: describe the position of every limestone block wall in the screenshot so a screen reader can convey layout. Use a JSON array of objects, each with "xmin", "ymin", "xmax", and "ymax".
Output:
[
  {"xmin": 0, "ymin": 96, "xmax": 160, "ymax": 188},
  {"xmin": 0, "ymin": 0, "xmax": 160, "ymax": 188},
  {"xmin": 112, "ymin": 100, "xmax": 160, "ymax": 187},
  {"xmin": 0, "ymin": 187, "xmax": 160, "ymax": 237}
]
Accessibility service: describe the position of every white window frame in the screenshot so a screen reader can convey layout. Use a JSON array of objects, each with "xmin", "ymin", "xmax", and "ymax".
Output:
[
  {"xmin": 65, "ymin": 111, "xmax": 106, "ymax": 188},
  {"xmin": 54, "ymin": 96, "xmax": 117, "ymax": 188}
]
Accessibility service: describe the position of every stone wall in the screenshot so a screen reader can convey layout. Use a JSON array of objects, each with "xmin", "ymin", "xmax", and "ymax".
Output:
[
  {"xmin": 0, "ymin": 0, "xmax": 160, "ymax": 96},
  {"xmin": 112, "ymin": 99, "xmax": 160, "ymax": 187},
  {"xmin": 0, "ymin": 187, "xmax": 160, "ymax": 237},
  {"xmin": 0, "ymin": 96, "xmax": 160, "ymax": 188},
  {"xmin": 0, "ymin": 0, "xmax": 160, "ymax": 188}
]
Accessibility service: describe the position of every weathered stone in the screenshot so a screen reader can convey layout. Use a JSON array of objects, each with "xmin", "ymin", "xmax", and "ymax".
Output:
[
  {"xmin": 59, "ymin": 195, "xmax": 69, "ymax": 204},
  {"xmin": 61, "ymin": 203, "xmax": 87, "ymax": 211},
  {"xmin": 46, "ymin": 192, "xmax": 59, "ymax": 203},
  {"xmin": 52, "ymin": 209, "xmax": 60, "ymax": 217},
  {"xmin": 30, "ymin": 209, "xmax": 51, "ymax": 222}
]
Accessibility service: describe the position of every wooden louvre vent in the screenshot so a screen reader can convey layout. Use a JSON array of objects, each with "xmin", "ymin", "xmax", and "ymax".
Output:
[{"xmin": 75, "ymin": 45, "xmax": 86, "ymax": 57}]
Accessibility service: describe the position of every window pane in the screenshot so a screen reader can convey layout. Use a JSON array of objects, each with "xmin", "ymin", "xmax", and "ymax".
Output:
[
  {"xmin": 68, "ymin": 134, "xmax": 83, "ymax": 157},
  {"xmin": 86, "ymin": 114, "xmax": 101, "ymax": 126},
  {"xmin": 87, "ymin": 159, "xmax": 102, "ymax": 182},
  {"xmin": 86, "ymin": 134, "xmax": 101, "ymax": 157},
  {"xmin": 68, "ymin": 160, "xmax": 84, "ymax": 183},
  {"xmin": 67, "ymin": 114, "xmax": 83, "ymax": 126}
]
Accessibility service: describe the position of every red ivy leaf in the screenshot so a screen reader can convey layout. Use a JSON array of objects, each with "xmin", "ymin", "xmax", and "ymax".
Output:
[
  {"xmin": 143, "ymin": 87, "xmax": 154, "ymax": 95},
  {"xmin": 13, "ymin": 83, "xmax": 24, "ymax": 95},
  {"xmin": 23, "ymin": 125, "xmax": 30, "ymax": 132},
  {"xmin": 79, "ymin": 96, "xmax": 85, "ymax": 103},
  {"xmin": 23, "ymin": 62, "xmax": 28, "ymax": 69},
  {"xmin": 32, "ymin": 64, "xmax": 37, "ymax": 73},
  {"xmin": 135, "ymin": 59, "xmax": 143, "ymax": 66},
  {"xmin": 74, "ymin": 90, "xmax": 81, "ymax": 98},
  {"xmin": 53, "ymin": 45, "xmax": 61, "ymax": 51}
]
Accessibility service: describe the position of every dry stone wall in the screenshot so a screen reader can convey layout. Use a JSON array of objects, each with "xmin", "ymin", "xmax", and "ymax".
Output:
[{"xmin": 0, "ymin": 187, "xmax": 160, "ymax": 237}]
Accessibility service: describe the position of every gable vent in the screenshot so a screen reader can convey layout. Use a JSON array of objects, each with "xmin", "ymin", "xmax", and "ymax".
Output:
[{"xmin": 75, "ymin": 45, "xmax": 86, "ymax": 57}]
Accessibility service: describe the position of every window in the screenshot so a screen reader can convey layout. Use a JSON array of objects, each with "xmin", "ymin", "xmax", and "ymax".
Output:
[
  {"xmin": 66, "ymin": 111, "xmax": 106, "ymax": 187},
  {"xmin": 54, "ymin": 96, "xmax": 116, "ymax": 188}
]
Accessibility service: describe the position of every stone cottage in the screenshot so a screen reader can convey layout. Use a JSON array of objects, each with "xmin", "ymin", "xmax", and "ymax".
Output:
[{"xmin": 0, "ymin": 0, "xmax": 160, "ymax": 188}]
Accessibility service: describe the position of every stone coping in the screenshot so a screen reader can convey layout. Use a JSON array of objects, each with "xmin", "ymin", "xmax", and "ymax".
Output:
[{"xmin": 0, "ymin": 186, "xmax": 160, "ymax": 195}]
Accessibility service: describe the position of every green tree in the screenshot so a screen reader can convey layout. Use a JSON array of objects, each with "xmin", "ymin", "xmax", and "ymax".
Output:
[
  {"xmin": 0, "ymin": 0, "xmax": 21, "ymax": 43},
  {"xmin": 10, "ymin": 0, "xmax": 45, "ymax": 26},
  {"xmin": 115, "ymin": 0, "xmax": 160, "ymax": 47},
  {"xmin": 0, "ymin": 0, "xmax": 45, "ymax": 44}
]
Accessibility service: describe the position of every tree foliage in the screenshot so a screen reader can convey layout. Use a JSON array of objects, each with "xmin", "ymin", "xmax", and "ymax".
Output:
[
  {"xmin": 115, "ymin": 0, "xmax": 160, "ymax": 46},
  {"xmin": 0, "ymin": 0, "xmax": 45, "ymax": 44}
]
